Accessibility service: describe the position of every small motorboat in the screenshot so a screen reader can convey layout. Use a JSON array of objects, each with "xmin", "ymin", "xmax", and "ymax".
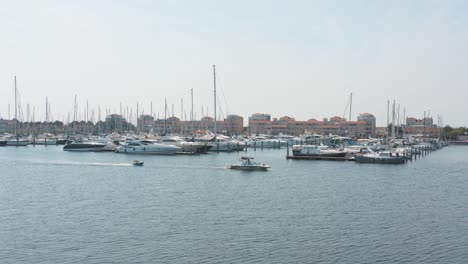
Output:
[
  {"xmin": 229, "ymin": 157, "xmax": 270, "ymax": 171},
  {"xmin": 133, "ymin": 160, "xmax": 144, "ymax": 166}
]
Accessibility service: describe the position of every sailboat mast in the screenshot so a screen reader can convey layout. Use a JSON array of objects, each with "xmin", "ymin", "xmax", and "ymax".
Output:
[
  {"xmin": 164, "ymin": 98, "xmax": 167, "ymax": 135},
  {"xmin": 391, "ymin": 100, "xmax": 395, "ymax": 141},
  {"xmin": 386, "ymin": 100, "xmax": 389, "ymax": 145},
  {"xmin": 349, "ymin": 92, "xmax": 352, "ymax": 122},
  {"xmin": 14, "ymin": 76, "xmax": 17, "ymax": 137},
  {"xmin": 213, "ymin": 65, "xmax": 217, "ymax": 136},
  {"xmin": 191, "ymin": 88, "xmax": 194, "ymax": 135},
  {"xmin": 46, "ymin": 96, "xmax": 49, "ymax": 134},
  {"xmin": 180, "ymin": 98, "xmax": 183, "ymax": 135},
  {"xmin": 403, "ymin": 107, "xmax": 406, "ymax": 138},
  {"xmin": 136, "ymin": 102, "xmax": 139, "ymax": 134}
]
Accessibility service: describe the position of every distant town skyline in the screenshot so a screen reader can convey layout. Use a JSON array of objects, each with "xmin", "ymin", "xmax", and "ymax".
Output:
[{"xmin": 1, "ymin": 0, "xmax": 467, "ymax": 127}]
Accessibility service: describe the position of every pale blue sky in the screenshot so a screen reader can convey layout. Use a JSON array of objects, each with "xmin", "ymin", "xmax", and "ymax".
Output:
[{"xmin": 1, "ymin": 0, "xmax": 467, "ymax": 126}]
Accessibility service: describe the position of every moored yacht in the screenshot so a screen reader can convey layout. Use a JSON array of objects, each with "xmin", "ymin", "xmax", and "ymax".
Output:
[
  {"xmin": 159, "ymin": 136, "xmax": 209, "ymax": 153},
  {"xmin": 292, "ymin": 145, "xmax": 348, "ymax": 157},
  {"xmin": 354, "ymin": 150, "xmax": 405, "ymax": 164},
  {"xmin": 116, "ymin": 140, "xmax": 179, "ymax": 155},
  {"xmin": 6, "ymin": 137, "xmax": 30, "ymax": 146},
  {"xmin": 63, "ymin": 140, "xmax": 106, "ymax": 152}
]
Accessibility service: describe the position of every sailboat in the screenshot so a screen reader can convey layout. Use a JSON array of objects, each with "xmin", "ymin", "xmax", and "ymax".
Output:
[
  {"xmin": 6, "ymin": 76, "xmax": 29, "ymax": 146},
  {"xmin": 205, "ymin": 65, "xmax": 235, "ymax": 152},
  {"xmin": 34, "ymin": 96, "xmax": 58, "ymax": 145}
]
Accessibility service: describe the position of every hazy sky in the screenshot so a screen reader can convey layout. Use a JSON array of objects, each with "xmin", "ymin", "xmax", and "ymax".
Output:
[{"xmin": 1, "ymin": 0, "xmax": 467, "ymax": 126}]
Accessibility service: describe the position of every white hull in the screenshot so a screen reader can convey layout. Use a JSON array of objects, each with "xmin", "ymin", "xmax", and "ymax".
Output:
[
  {"xmin": 229, "ymin": 165, "xmax": 269, "ymax": 171},
  {"xmin": 63, "ymin": 141, "xmax": 106, "ymax": 152},
  {"xmin": 116, "ymin": 144, "xmax": 179, "ymax": 155},
  {"xmin": 209, "ymin": 142, "xmax": 234, "ymax": 152},
  {"xmin": 6, "ymin": 140, "xmax": 29, "ymax": 146},
  {"xmin": 63, "ymin": 148, "xmax": 104, "ymax": 152}
]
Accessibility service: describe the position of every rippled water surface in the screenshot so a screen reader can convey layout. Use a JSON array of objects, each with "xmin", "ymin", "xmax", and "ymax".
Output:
[{"xmin": 1, "ymin": 146, "xmax": 467, "ymax": 263}]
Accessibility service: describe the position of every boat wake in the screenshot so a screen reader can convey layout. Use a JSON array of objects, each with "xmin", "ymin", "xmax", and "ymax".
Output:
[{"xmin": 33, "ymin": 161, "xmax": 133, "ymax": 167}]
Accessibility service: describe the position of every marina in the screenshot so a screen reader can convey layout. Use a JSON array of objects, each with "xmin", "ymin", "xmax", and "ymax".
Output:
[{"xmin": 1, "ymin": 1, "xmax": 468, "ymax": 262}]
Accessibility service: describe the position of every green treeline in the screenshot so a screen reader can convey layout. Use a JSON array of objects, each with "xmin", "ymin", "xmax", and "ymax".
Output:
[{"xmin": 444, "ymin": 126, "xmax": 468, "ymax": 139}]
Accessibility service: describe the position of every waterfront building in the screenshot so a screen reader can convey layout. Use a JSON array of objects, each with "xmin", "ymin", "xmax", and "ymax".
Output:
[
  {"xmin": 105, "ymin": 114, "xmax": 127, "ymax": 132},
  {"xmin": 247, "ymin": 113, "xmax": 375, "ymax": 137},
  {"xmin": 403, "ymin": 117, "xmax": 438, "ymax": 137},
  {"xmin": 249, "ymin": 113, "xmax": 271, "ymax": 135},
  {"xmin": 152, "ymin": 114, "xmax": 244, "ymax": 135},
  {"xmin": 357, "ymin": 113, "xmax": 376, "ymax": 137},
  {"xmin": 224, "ymin": 115, "xmax": 244, "ymax": 135},
  {"xmin": 375, "ymin": 127, "xmax": 387, "ymax": 137},
  {"xmin": 137, "ymin": 115, "xmax": 155, "ymax": 133}
]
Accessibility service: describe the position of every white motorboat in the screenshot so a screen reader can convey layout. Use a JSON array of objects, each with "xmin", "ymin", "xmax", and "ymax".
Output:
[
  {"xmin": 63, "ymin": 140, "xmax": 106, "ymax": 152},
  {"xmin": 159, "ymin": 136, "xmax": 208, "ymax": 153},
  {"xmin": 94, "ymin": 137, "xmax": 118, "ymax": 152},
  {"xmin": 292, "ymin": 145, "xmax": 348, "ymax": 157},
  {"xmin": 195, "ymin": 134, "xmax": 236, "ymax": 152},
  {"xmin": 6, "ymin": 137, "xmax": 30, "ymax": 146},
  {"xmin": 229, "ymin": 157, "xmax": 270, "ymax": 171},
  {"xmin": 354, "ymin": 150, "xmax": 405, "ymax": 164},
  {"xmin": 133, "ymin": 160, "xmax": 144, "ymax": 166},
  {"xmin": 116, "ymin": 140, "xmax": 179, "ymax": 155}
]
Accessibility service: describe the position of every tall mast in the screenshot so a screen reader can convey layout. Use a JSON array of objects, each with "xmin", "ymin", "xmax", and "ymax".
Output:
[
  {"xmin": 46, "ymin": 96, "xmax": 49, "ymax": 134},
  {"xmin": 86, "ymin": 99, "xmax": 89, "ymax": 123},
  {"xmin": 26, "ymin": 104, "xmax": 30, "ymax": 123},
  {"xmin": 171, "ymin": 103, "xmax": 174, "ymax": 134},
  {"xmin": 397, "ymin": 104, "xmax": 400, "ymax": 138},
  {"xmin": 73, "ymin": 95, "xmax": 77, "ymax": 135},
  {"xmin": 403, "ymin": 107, "xmax": 406, "ymax": 138},
  {"xmin": 386, "ymin": 100, "xmax": 389, "ymax": 144},
  {"xmin": 14, "ymin": 76, "xmax": 17, "ymax": 137},
  {"xmin": 191, "ymin": 88, "xmax": 194, "ymax": 135},
  {"xmin": 348, "ymin": 92, "xmax": 352, "ymax": 136},
  {"xmin": 423, "ymin": 111, "xmax": 426, "ymax": 141},
  {"xmin": 98, "ymin": 105, "xmax": 101, "ymax": 134},
  {"xmin": 213, "ymin": 65, "xmax": 217, "ymax": 136},
  {"xmin": 136, "ymin": 102, "xmax": 139, "ymax": 134},
  {"xmin": 391, "ymin": 100, "xmax": 395, "ymax": 140},
  {"xmin": 180, "ymin": 98, "xmax": 183, "ymax": 135},
  {"xmin": 164, "ymin": 98, "xmax": 167, "ymax": 135}
]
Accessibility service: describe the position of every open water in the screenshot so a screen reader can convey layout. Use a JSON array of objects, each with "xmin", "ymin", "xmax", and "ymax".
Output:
[{"xmin": 0, "ymin": 146, "xmax": 467, "ymax": 263}]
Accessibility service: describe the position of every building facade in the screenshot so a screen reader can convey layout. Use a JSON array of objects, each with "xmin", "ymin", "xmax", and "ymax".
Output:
[
  {"xmin": 357, "ymin": 113, "xmax": 376, "ymax": 137},
  {"xmin": 247, "ymin": 113, "xmax": 376, "ymax": 137}
]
